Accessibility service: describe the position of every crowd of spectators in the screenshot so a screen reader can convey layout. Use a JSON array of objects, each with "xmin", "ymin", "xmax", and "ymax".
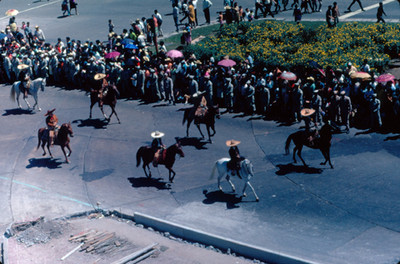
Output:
[{"xmin": 0, "ymin": 7, "xmax": 399, "ymax": 134}]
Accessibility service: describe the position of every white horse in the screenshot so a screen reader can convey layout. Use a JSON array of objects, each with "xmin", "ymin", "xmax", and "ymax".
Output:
[
  {"xmin": 210, "ymin": 158, "xmax": 259, "ymax": 201},
  {"xmin": 10, "ymin": 78, "xmax": 46, "ymax": 111}
]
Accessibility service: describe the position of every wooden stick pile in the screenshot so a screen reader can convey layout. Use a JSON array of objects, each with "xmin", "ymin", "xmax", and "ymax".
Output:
[{"xmin": 68, "ymin": 230, "xmax": 123, "ymax": 255}]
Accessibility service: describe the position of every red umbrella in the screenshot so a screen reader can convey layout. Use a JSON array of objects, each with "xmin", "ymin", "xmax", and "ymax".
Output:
[
  {"xmin": 217, "ymin": 59, "xmax": 236, "ymax": 67},
  {"xmin": 376, "ymin": 73, "xmax": 395, "ymax": 83},
  {"xmin": 166, "ymin": 50, "xmax": 183, "ymax": 59},
  {"xmin": 104, "ymin": 51, "xmax": 120, "ymax": 59},
  {"xmin": 280, "ymin": 71, "xmax": 297, "ymax": 81},
  {"xmin": 5, "ymin": 9, "xmax": 19, "ymax": 16}
]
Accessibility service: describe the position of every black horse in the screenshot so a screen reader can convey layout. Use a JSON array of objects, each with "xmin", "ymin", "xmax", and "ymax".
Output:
[
  {"xmin": 182, "ymin": 105, "xmax": 220, "ymax": 143},
  {"xmin": 89, "ymin": 84, "xmax": 121, "ymax": 123},
  {"xmin": 136, "ymin": 142, "xmax": 184, "ymax": 182},
  {"xmin": 285, "ymin": 123, "xmax": 334, "ymax": 168},
  {"xmin": 37, "ymin": 123, "xmax": 74, "ymax": 163}
]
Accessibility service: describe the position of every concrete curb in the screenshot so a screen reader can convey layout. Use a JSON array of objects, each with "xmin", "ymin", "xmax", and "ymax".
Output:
[{"xmin": 133, "ymin": 211, "xmax": 318, "ymax": 264}]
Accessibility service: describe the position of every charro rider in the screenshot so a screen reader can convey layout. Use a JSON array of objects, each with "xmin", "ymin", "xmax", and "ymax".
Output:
[
  {"xmin": 151, "ymin": 131, "xmax": 166, "ymax": 167},
  {"xmin": 193, "ymin": 91, "xmax": 208, "ymax": 119},
  {"xmin": 17, "ymin": 64, "xmax": 31, "ymax": 99},
  {"xmin": 93, "ymin": 73, "xmax": 107, "ymax": 100},
  {"xmin": 226, "ymin": 139, "xmax": 244, "ymax": 179},
  {"xmin": 45, "ymin": 108, "xmax": 58, "ymax": 145},
  {"xmin": 301, "ymin": 108, "xmax": 319, "ymax": 147}
]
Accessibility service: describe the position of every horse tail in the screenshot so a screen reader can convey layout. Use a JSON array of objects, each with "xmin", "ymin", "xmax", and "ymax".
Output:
[
  {"xmin": 136, "ymin": 147, "xmax": 143, "ymax": 167},
  {"xmin": 10, "ymin": 83, "xmax": 16, "ymax": 102},
  {"xmin": 285, "ymin": 133, "xmax": 293, "ymax": 155},
  {"xmin": 209, "ymin": 161, "xmax": 217, "ymax": 180},
  {"xmin": 37, "ymin": 128, "xmax": 43, "ymax": 150},
  {"xmin": 182, "ymin": 109, "xmax": 188, "ymax": 125}
]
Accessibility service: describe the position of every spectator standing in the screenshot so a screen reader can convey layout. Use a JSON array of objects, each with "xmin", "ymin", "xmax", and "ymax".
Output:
[
  {"xmin": 369, "ymin": 93, "xmax": 382, "ymax": 130},
  {"xmin": 108, "ymin": 19, "xmax": 114, "ymax": 33},
  {"xmin": 293, "ymin": 4, "xmax": 302, "ymax": 24},
  {"xmin": 326, "ymin": 5, "xmax": 334, "ymax": 28},
  {"xmin": 203, "ymin": 0, "xmax": 213, "ymax": 24},
  {"xmin": 154, "ymin": 10, "xmax": 163, "ymax": 37},
  {"xmin": 188, "ymin": 1, "xmax": 196, "ymax": 28},
  {"xmin": 173, "ymin": 4, "xmax": 180, "ymax": 32},
  {"xmin": 34, "ymin": 26, "xmax": 45, "ymax": 44},
  {"xmin": 339, "ymin": 91, "xmax": 352, "ymax": 132},
  {"xmin": 24, "ymin": 22, "xmax": 34, "ymax": 45},
  {"xmin": 376, "ymin": 2, "xmax": 386, "ymax": 23},
  {"xmin": 332, "ymin": 2, "xmax": 340, "ymax": 26},
  {"xmin": 192, "ymin": 0, "xmax": 199, "ymax": 26}
]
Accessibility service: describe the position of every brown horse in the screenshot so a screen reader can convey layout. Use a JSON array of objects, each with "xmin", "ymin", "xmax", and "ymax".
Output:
[
  {"xmin": 89, "ymin": 84, "xmax": 121, "ymax": 123},
  {"xmin": 182, "ymin": 105, "xmax": 220, "ymax": 143},
  {"xmin": 37, "ymin": 123, "xmax": 74, "ymax": 163},
  {"xmin": 136, "ymin": 142, "xmax": 184, "ymax": 182},
  {"xmin": 285, "ymin": 123, "xmax": 334, "ymax": 168}
]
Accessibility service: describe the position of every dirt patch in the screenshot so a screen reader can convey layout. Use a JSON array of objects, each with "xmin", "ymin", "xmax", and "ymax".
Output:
[{"xmin": 4, "ymin": 213, "xmax": 259, "ymax": 264}]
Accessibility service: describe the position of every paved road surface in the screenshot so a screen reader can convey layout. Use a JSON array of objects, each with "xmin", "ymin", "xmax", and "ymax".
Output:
[{"xmin": 0, "ymin": 1, "xmax": 400, "ymax": 263}]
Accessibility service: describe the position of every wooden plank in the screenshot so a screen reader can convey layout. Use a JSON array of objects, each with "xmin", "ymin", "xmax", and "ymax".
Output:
[{"xmin": 111, "ymin": 243, "xmax": 158, "ymax": 264}]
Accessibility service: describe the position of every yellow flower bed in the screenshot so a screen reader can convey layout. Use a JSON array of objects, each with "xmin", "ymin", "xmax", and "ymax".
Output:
[{"xmin": 185, "ymin": 21, "xmax": 400, "ymax": 71}]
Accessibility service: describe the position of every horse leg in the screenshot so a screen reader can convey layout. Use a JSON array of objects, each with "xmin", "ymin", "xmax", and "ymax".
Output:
[
  {"xmin": 66, "ymin": 143, "xmax": 72, "ymax": 157},
  {"xmin": 41, "ymin": 141, "xmax": 47, "ymax": 156},
  {"xmin": 292, "ymin": 146, "xmax": 298, "ymax": 163},
  {"xmin": 241, "ymin": 181, "xmax": 259, "ymax": 202},
  {"xmin": 24, "ymin": 96, "xmax": 31, "ymax": 109},
  {"xmin": 225, "ymin": 174, "xmax": 236, "ymax": 193},
  {"xmin": 206, "ymin": 125, "xmax": 212, "ymax": 143},
  {"xmin": 186, "ymin": 119, "xmax": 192, "ymax": 137},
  {"xmin": 47, "ymin": 142, "xmax": 53, "ymax": 158},
  {"xmin": 326, "ymin": 148, "xmax": 333, "ymax": 169},
  {"xmin": 110, "ymin": 106, "xmax": 121, "ymax": 124},
  {"xmin": 143, "ymin": 163, "xmax": 152, "ymax": 178},
  {"xmin": 33, "ymin": 94, "xmax": 41, "ymax": 111},
  {"xmin": 89, "ymin": 101, "xmax": 95, "ymax": 119},
  {"xmin": 61, "ymin": 146, "xmax": 70, "ymax": 163},
  {"xmin": 16, "ymin": 93, "xmax": 22, "ymax": 109},
  {"xmin": 297, "ymin": 145, "xmax": 308, "ymax": 167},
  {"xmin": 210, "ymin": 123, "xmax": 216, "ymax": 136},
  {"xmin": 195, "ymin": 124, "xmax": 205, "ymax": 139},
  {"xmin": 100, "ymin": 105, "xmax": 108, "ymax": 120},
  {"xmin": 168, "ymin": 168, "xmax": 176, "ymax": 183}
]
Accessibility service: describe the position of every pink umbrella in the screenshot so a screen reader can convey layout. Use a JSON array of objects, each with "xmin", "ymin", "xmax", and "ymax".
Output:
[
  {"xmin": 376, "ymin": 73, "xmax": 395, "ymax": 83},
  {"xmin": 280, "ymin": 71, "xmax": 297, "ymax": 81},
  {"xmin": 217, "ymin": 59, "xmax": 236, "ymax": 67},
  {"xmin": 104, "ymin": 51, "xmax": 120, "ymax": 59},
  {"xmin": 166, "ymin": 50, "xmax": 183, "ymax": 59}
]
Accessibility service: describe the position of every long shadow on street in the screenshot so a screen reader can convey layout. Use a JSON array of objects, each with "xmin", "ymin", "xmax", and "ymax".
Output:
[
  {"xmin": 26, "ymin": 158, "xmax": 63, "ymax": 169},
  {"xmin": 128, "ymin": 177, "xmax": 171, "ymax": 190},
  {"xmin": 73, "ymin": 119, "xmax": 108, "ymax": 129},
  {"xmin": 3, "ymin": 108, "xmax": 35, "ymax": 116},
  {"xmin": 202, "ymin": 190, "xmax": 242, "ymax": 209},
  {"xmin": 175, "ymin": 137, "xmax": 208, "ymax": 150},
  {"xmin": 275, "ymin": 163, "xmax": 323, "ymax": 175}
]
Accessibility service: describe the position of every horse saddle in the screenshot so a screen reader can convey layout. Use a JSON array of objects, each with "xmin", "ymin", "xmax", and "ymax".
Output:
[
  {"xmin": 43, "ymin": 127, "xmax": 60, "ymax": 145},
  {"xmin": 154, "ymin": 148, "xmax": 167, "ymax": 165},
  {"xmin": 307, "ymin": 130, "xmax": 320, "ymax": 146}
]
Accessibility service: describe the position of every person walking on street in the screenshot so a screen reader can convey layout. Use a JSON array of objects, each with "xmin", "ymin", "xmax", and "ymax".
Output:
[
  {"xmin": 203, "ymin": 0, "xmax": 213, "ymax": 24},
  {"xmin": 326, "ymin": 5, "xmax": 334, "ymax": 28},
  {"xmin": 62, "ymin": 0, "xmax": 71, "ymax": 16},
  {"xmin": 70, "ymin": 0, "xmax": 78, "ymax": 15},
  {"xmin": 347, "ymin": 0, "xmax": 364, "ymax": 12},
  {"xmin": 376, "ymin": 2, "xmax": 386, "ymax": 23},
  {"xmin": 172, "ymin": 4, "xmax": 180, "ymax": 32},
  {"xmin": 339, "ymin": 91, "xmax": 352, "ymax": 132},
  {"xmin": 332, "ymin": 2, "xmax": 340, "ymax": 26}
]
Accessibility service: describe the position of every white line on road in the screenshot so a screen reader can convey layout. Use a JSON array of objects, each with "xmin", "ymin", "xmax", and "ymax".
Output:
[
  {"xmin": 0, "ymin": 0, "xmax": 62, "ymax": 21},
  {"xmin": 340, "ymin": 0, "xmax": 396, "ymax": 19}
]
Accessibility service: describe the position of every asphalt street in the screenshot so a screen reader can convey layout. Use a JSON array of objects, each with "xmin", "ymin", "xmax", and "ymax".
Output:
[{"xmin": 0, "ymin": 1, "xmax": 400, "ymax": 263}]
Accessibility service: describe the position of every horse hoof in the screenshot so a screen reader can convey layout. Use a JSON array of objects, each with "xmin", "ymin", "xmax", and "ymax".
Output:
[
  {"xmin": 38, "ymin": 108, "xmax": 42, "ymax": 112},
  {"xmin": 256, "ymin": 198, "xmax": 260, "ymax": 202}
]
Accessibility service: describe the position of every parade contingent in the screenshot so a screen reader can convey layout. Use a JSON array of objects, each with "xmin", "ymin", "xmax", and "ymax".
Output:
[{"xmin": 1, "ymin": 5, "xmax": 399, "ymax": 186}]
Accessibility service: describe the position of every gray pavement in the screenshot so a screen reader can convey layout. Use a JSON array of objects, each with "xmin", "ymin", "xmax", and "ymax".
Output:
[{"xmin": 1, "ymin": 1, "xmax": 400, "ymax": 264}]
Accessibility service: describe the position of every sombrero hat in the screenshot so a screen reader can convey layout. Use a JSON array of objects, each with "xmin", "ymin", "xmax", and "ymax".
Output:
[
  {"xmin": 44, "ymin": 108, "xmax": 56, "ymax": 116},
  {"xmin": 151, "ymin": 131, "xmax": 165, "ymax": 138},
  {"xmin": 94, "ymin": 73, "xmax": 106, "ymax": 80},
  {"xmin": 300, "ymin": 108, "xmax": 316, "ymax": 117},
  {"xmin": 226, "ymin": 139, "xmax": 241, "ymax": 147},
  {"xmin": 17, "ymin": 64, "xmax": 29, "ymax": 70}
]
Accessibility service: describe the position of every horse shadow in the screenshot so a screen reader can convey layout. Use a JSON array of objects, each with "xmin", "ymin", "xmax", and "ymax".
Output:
[
  {"xmin": 275, "ymin": 163, "xmax": 323, "ymax": 176},
  {"xmin": 72, "ymin": 119, "xmax": 108, "ymax": 129},
  {"xmin": 384, "ymin": 134, "xmax": 400, "ymax": 141},
  {"xmin": 152, "ymin": 103, "xmax": 171, "ymax": 108},
  {"xmin": 57, "ymin": 15, "xmax": 70, "ymax": 19},
  {"xmin": 128, "ymin": 177, "xmax": 171, "ymax": 190},
  {"xmin": 80, "ymin": 169, "xmax": 114, "ymax": 182},
  {"xmin": 3, "ymin": 108, "xmax": 35, "ymax": 116},
  {"xmin": 202, "ymin": 190, "xmax": 242, "ymax": 209},
  {"xmin": 175, "ymin": 137, "xmax": 208, "ymax": 150},
  {"xmin": 26, "ymin": 158, "xmax": 63, "ymax": 169}
]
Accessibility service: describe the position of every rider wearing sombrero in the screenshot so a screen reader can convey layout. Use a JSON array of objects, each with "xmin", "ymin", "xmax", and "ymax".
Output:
[
  {"xmin": 93, "ymin": 73, "xmax": 107, "ymax": 101},
  {"xmin": 45, "ymin": 108, "xmax": 58, "ymax": 145},
  {"xmin": 151, "ymin": 131, "xmax": 166, "ymax": 167},
  {"xmin": 226, "ymin": 139, "xmax": 244, "ymax": 179},
  {"xmin": 301, "ymin": 108, "xmax": 319, "ymax": 147},
  {"xmin": 18, "ymin": 64, "xmax": 31, "ymax": 99}
]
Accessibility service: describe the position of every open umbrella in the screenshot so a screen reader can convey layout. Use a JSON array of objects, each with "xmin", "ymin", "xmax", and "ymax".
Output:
[
  {"xmin": 166, "ymin": 49, "xmax": 183, "ymax": 59},
  {"xmin": 0, "ymin": 33, "xmax": 7, "ymax": 40},
  {"xmin": 350, "ymin": 71, "xmax": 371, "ymax": 80},
  {"xmin": 121, "ymin": 38, "xmax": 134, "ymax": 46},
  {"xmin": 104, "ymin": 51, "xmax": 120, "ymax": 59},
  {"xmin": 124, "ymin": 43, "xmax": 138, "ymax": 50},
  {"xmin": 217, "ymin": 59, "xmax": 236, "ymax": 67},
  {"xmin": 280, "ymin": 71, "xmax": 297, "ymax": 81},
  {"xmin": 376, "ymin": 73, "xmax": 395, "ymax": 83},
  {"xmin": 5, "ymin": 9, "xmax": 19, "ymax": 16}
]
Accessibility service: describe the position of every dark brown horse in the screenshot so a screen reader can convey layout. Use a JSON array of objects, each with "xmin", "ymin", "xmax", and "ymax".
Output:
[
  {"xmin": 89, "ymin": 84, "xmax": 121, "ymax": 123},
  {"xmin": 182, "ymin": 105, "xmax": 220, "ymax": 143},
  {"xmin": 285, "ymin": 123, "xmax": 334, "ymax": 168},
  {"xmin": 136, "ymin": 142, "xmax": 184, "ymax": 182},
  {"xmin": 37, "ymin": 123, "xmax": 74, "ymax": 163}
]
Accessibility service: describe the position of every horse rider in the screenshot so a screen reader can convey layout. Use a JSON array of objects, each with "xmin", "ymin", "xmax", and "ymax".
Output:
[
  {"xmin": 193, "ymin": 91, "xmax": 208, "ymax": 119},
  {"xmin": 18, "ymin": 64, "xmax": 31, "ymax": 99},
  {"xmin": 93, "ymin": 73, "xmax": 107, "ymax": 100},
  {"xmin": 226, "ymin": 139, "xmax": 244, "ymax": 179},
  {"xmin": 45, "ymin": 108, "xmax": 59, "ymax": 145},
  {"xmin": 301, "ymin": 108, "xmax": 319, "ymax": 147},
  {"xmin": 151, "ymin": 131, "xmax": 166, "ymax": 167}
]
